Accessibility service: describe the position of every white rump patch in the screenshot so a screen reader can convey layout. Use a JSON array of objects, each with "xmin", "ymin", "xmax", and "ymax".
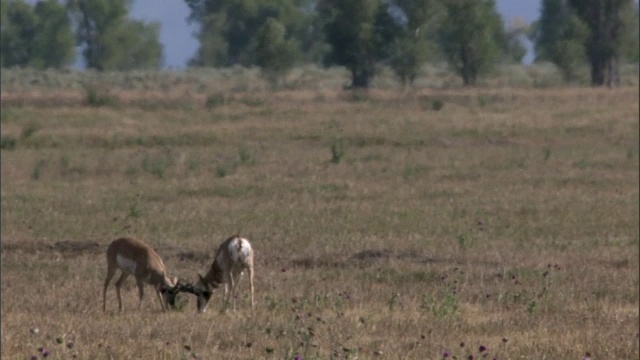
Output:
[
  {"xmin": 116, "ymin": 254, "xmax": 137, "ymax": 274},
  {"xmin": 229, "ymin": 237, "xmax": 252, "ymax": 263}
]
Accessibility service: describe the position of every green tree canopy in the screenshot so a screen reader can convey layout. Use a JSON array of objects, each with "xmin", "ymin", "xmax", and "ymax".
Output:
[
  {"xmin": 385, "ymin": 0, "xmax": 444, "ymax": 86},
  {"xmin": 185, "ymin": 0, "xmax": 309, "ymax": 67},
  {"xmin": 101, "ymin": 19, "xmax": 163, "ymax": 70},
  {"xmin": 1, "ymin": 0, "xmax": 75, "ymax": 69},
  {"xmin": 318, "ymin": 0, "xmax": 397, "ymax": 88},
  {"xmin": 530, "ymin": 0, "xmax": 589, "ymax": 82},
  {"xmin": 619, "ymin": 2, "xmax": 639, "ymax": 63},
  {"xmin": 503, "ymin": 17, "xmax": 529, "ymax": 64},
  {"xmin": 1, "ymin": 0, "xmax": 38, "ymax": 67},
  {"xmin": 67, "ymin": 0, "xmax": 163, "ymax": 70},
  {"xmin": 255, "ymin": 17, "xmax": 298, "ymax": 86},
  {"xmin": 568, "ymin": 0, "xmax": 635, "ymax": 86},
  {"xmin": 438, "ymin": 0, "xmax": 506, "ymax": 86},
  {"xmin": 31, "ymin": 0, "xmax": 77, "ymax": 69}
]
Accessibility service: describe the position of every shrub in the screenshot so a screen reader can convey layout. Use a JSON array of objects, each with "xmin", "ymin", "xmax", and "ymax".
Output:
[
  {"xmin": 206, "ymin": 93, "xmax": 226, "ymax": 109},
  {"xmin": 141, "ymin": 153, "xmax": 173, "ymax": 179},
  {"xmin": 419, "ymin": 96, "xmax": 444, "ymax": 111},
  {"xmin": 238, "ymin": 144, "xmax": 254, "ymax": 165},
  {"xmin": 85, "ymin": 85, "xmax": 119, "ymax": 107},
  {"xmin": 21, "ymin": 123, "xmax": 40, "ymax": 139},
  {"xmin": 32, "ymin": 159, "xmax": 46, "ymax": 180},
  {"xmin": 430, "ymin": 98, "xmax": 444, "ymax": 111},
  {"xmin": 216, "ymin": 163, "xmax": 231, "ymax": 178},
  {"xmin": 1, "ymin": 136, "xmax": 17, "ymax": 150},
  {"xmin": 330, "ymin": 137, "xmax": 346, "ymax": 164},
  {"xmin": 349, "ymin": 91, "xmax": 369, "ymax": 102}
]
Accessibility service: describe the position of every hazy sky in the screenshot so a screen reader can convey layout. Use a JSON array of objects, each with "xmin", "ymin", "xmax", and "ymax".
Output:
[{"xmin": 127, "ymin": 0, "xmax": 543, "ymax": 69}]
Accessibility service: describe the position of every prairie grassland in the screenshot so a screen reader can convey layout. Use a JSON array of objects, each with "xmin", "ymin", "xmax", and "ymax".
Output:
[{"xmin": 1, "ymin": 81, "xmax": 638, "ymax": 360}]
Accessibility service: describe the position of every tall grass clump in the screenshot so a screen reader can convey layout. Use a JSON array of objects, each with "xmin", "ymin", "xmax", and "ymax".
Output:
[
  {"xmin": 423, "ymin": 293, "xmax": 459, "ymax": 319},
  {"xmin": 21, "ymin": 123, "xmax": 40, "ymax": 139},
  {"xmin": 330, "ymin": 137, "xmax": 346, "ymax": 164},
  {"xmin": 31, "ymin": 159, "xmax": 46, "ymax": 180},
  {"xmin": 238, "ymin": 144, "xmax": 255, "ymax": 165},
  {"xmin": 216, "ymin": 163, "xmax": 232, "ymax": 178},
  {"xmin": 85, "ymin": 85, "xmax": 119, "ymax": 107},
  {"xmin": 430, "ymin": 98, "xmax": 444, "ymax": 111},
  {"xmin": 141, "ymin": 153, "xmax": 173, "ymax": 179},
  {"xmin": 1, "ymin": 135, "xmax": 17, "ymax": 150},
  {"xmin": 206, "ymin": 93, "xmax": 227, "ymax": 109},
  {"xmin": 418, "ymin": 96, "xmax": 444, "ymax": 111}
]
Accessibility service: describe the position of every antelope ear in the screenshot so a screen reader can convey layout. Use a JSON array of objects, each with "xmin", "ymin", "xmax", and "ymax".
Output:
[
  {"xmin": 172, "ymin": 277, "xmax": 178, "ymax": 287},
  {"xmin": 198, "ymin": 274, "xmax": 205, "ymax": 285}
]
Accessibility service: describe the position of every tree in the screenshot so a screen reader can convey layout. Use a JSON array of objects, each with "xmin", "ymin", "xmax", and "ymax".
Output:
[
  {"xmin": 188, "ymin": 10, "xmax": 229, "ymax": 67},
  {"xmin": 388, "ymin": 36, "xmax": 428, "ymax": 87},
  {"xmin": 296, "ymin": 3, "xmax": 330, "ymax": 64},
  {"xmin": 0, "ymin": 0, "xmax": 7, "ymax": 25},
  {"xmin": 185, "ymin": 0, "xmax": 308, "ymax": 67},
  {"xmin": 255, "ymin": 17, "xmax": 298, "ymax": 86},
  {"xmin": 504, "ymin": 17, "xmax": 529, "ymax": 64},
  {"xmin": 1, "ymin": 0, "xmax": 38, "ymax": 67},
  {"xmin": 386, "ymin": 0, "xmax": 444, "ymax": 87},
  {"xmin": 530, "ymin": 0, "xmax": 589, "ymax": 82},
  {"xmin": 100, "ymin": 20, "xmax": 163, "ymax": 70},
  {"xmin": 67, "ymin": 0, "xmax": 163, "ymax": 70},
  {"xmin": 0, "ymin": 0, "xmax": 75, "ymax": 69},
  {"xmin": 568, "ymin": 0, "xmax": 635, "ymax": 86},
  {"xmin": 318, "ymin": 0, "xmax": 395, "ymax": 88},
  {"xmin": 31, "ymin": 0, "xmax": 76, "ymax": 69},
  {"xmin": 619, "ymin": 2, "xmax": 639, "ymax": 63},
  {"xmin": 437, "ymin": 0, "xmax": 505, "ymax": 86}
]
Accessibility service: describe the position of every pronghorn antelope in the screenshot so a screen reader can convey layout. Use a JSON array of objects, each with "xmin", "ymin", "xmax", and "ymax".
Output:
[
  {"xmin": 102, "ymin": 237, "xmax": 179, "ymax": 312},
  {"xmin": 184, "ymin": 235, "xmax": 255, "ymax": 313}
]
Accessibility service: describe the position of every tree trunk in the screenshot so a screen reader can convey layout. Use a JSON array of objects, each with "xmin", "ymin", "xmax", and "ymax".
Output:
[
  {"xmin": 590, "ymin": 54, "xmax": 606, "ymax": 86},
  {"xmin": 460, "ymin": 46, "xmax": 477, "ymax": 86},
  {"xmin": 606, "ymin": 57, "xmax": 619, "ymax": 88}
]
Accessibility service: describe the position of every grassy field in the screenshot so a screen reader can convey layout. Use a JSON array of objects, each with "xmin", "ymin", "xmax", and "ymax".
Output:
[{"xmin": 1, "ymin": 72, "xmax": 638, "ymax": 359}]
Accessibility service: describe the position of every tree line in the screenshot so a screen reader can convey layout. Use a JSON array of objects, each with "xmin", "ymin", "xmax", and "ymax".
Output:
[{"xmin": 1, "ymin": 0, "xmax": 638, "ymax": 87}]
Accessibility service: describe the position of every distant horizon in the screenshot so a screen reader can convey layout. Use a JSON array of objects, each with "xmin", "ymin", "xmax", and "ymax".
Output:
[
  {"xmin": 127, "ymin": 0, "xmax": 541, "ymax": 70},
  {"xmin": 53, "ymin": 0, "xmax": 540, "ymax": 69}
]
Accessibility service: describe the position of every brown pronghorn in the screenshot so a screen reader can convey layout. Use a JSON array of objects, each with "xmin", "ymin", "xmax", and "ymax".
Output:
[{"xmin": 102, "ymin": 237, "xmax": 178, "ymax": 312}]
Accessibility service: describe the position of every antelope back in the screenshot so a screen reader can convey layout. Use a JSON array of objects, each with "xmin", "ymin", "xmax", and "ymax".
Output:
[{"xmin": 108, "ymin": 237, "xmax": 168, "ymax": 280}]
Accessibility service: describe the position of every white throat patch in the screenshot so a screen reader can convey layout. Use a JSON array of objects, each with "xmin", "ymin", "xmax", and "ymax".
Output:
[{"xmin": 117, "ymin": 254, "xmax": 137, "ymax": 274}]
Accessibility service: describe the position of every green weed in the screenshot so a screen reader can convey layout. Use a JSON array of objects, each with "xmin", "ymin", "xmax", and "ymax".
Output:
[
  {"xmin": 128, "ymin": 204, "xmax": 142, "ymax": 218},
  {"xmin": 430, "ymin": 98, "xmax": 444, "ymax": 111},
  {"xmin": 330, "ymin": 137, "xmax": 346, "ymax": 164},
  {"xmin": 85, "ymin": 85, "xmax": 119, "ymax": 107},
  {"xmin": 31, "ymin": 159, "xmax": 46, "ymax": 180},
  {"xmin": 141, "ymin": 153, "xmax": 173, "ymax": 179},
  {"xmin": 21, "ymin": 123, "xmax": 39, "ymax": 139},
  {"xmin": 423, "ymin": 293, "xmax": 459, "ymax": 319},
  {"xmin": 206, "ymin": 93, "xmax": 226, "ymax": 109},
  {"xmin": 238, "ymin": 144, "xmax": 254, "ymax": 165},
  {"xmin": 1, "ymin": 136, "xmax": 17, "ymax": 150}
]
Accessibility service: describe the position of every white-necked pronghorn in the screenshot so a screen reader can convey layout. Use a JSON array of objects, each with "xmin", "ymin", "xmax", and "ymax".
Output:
[{"xmin": 183, "ymin": 235, "xmax": 255, "ymax": 313}]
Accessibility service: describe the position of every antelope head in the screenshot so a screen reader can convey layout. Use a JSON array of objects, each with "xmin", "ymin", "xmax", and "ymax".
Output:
[
  {"xmin": 173, "ymin": 277, "xmax": 214, "ymax": 313},
  {"xmin": 159, "ymin": 276, "xmax": 180, "ymax": 309}
]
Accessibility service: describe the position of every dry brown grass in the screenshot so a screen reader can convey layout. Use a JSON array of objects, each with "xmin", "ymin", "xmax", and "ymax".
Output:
[{"xmin": 1, "ymin": 83, "xmax": 638, "ymax": 360}]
